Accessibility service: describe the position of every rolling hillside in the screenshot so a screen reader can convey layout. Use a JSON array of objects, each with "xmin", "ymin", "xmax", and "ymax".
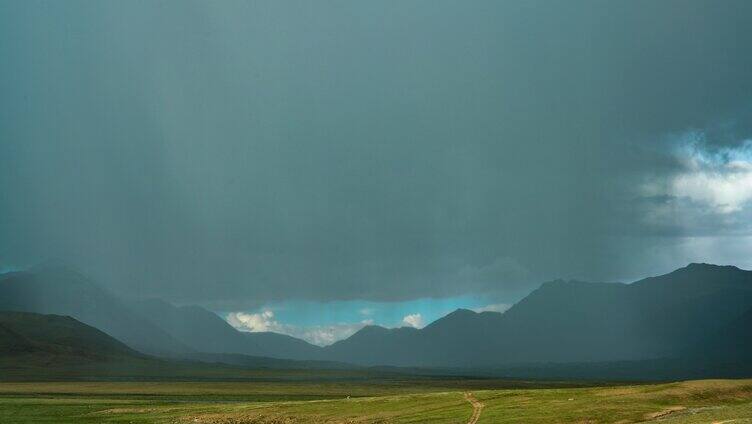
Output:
[
  {"xmin": 129, "ymin": 299, "xmax": 324, "ymax": 360},
  {"xmin": 0, "ymin": 311, "xmax": 355, "ymax": 381},
  {"xmin": 0, "ymin": 311, "xmax": 140, "ymax": 364},
  {"xmin": 0, "ymin": 267, "xmax": 326, "ymax": 362},
  {"xmin": 0, "ymin": 267, "xmax": 193, "ymax": 357}
]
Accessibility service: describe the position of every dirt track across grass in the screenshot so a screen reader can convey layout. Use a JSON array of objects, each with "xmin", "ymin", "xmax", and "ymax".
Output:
[{"xmin": 464, "ymin": 392, "xmax": 483, "ymax": 424}]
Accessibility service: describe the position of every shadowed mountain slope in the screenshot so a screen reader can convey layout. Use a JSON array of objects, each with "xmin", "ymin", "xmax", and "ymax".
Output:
[
  {"xmin": 325, "ymin": 263, "xmax": 752, "ymax": 367},
  {"xmin": 0, "ymin": 311, "xmax": 140, "ymax": 362},
  {"xmin": 0, "ymin": 267, "xmax": 192, "ymax": 356},
  {"xmin": 3, "ymin": 263, "xmax": 751, "ymax": 374},
  {"xmin": 129, "ymin": 299, "xmax": 324, "ymax": 360},
  {"xmin": 0, "ymin": 311, "xmax": 355, "ymax": 381},
  {"xmin": 693, "ymin": 306, "xmax": 752, "ymax": 361},
  {"xmin": 324, "ymin": 325, "xmax": 420, "ymax": 364},
  {"xmin": 0, "ymin": 267, "xmax": 328, "ymax": 362}
]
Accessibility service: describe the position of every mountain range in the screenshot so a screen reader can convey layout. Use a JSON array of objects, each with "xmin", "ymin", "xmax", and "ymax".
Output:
[
  {"xmin": 327, "ymin": 263, "xmax": 752, "ymax": 367},
  {"xmin": 0, "ymin": 266, "xmax": 325, "ymax": 361},
  {"xmin": 0, "ymin": 311, "xmax": 139, "ymax": 363},
  {"xmin": 1, "ymin": 263, "xmax": 751, "ymax": 379},
  {"xmin": 128, "ymin": 298, "xmax": 324, "ymax": 361}
]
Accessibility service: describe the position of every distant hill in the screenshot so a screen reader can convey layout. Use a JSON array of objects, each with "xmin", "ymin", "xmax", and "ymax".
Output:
[
  {"xmin": 692, "ymin": 305, "xmax": 752, "ymax": 361},
  {"xmin": 324, "ymin": 325, "xmax": 419, "ymax": 364},
  {"xmin": 0, "ymin": 267, "xmax": 326, "ymax": 363},
  {"xmin": 3, "ymin": 263, "xmax": 752, "ymax": 380},
  {"xmin": 129, "ymin": 298, "xmax": 324, "ymax": 360},
  {"xmin": 0, "ymin": 311, "xmax": 140, "ymax": 364},
  {"xmin": 239, "ymin": 331, "xmax": 324, "ymax": 361},
  {"xmin": 0, "ymin": 266, "xmax": 193, "ymax": 357},
  {"xmin": 0, "ymin": 311, "xmax": 355, "ymax": 381},
  {"xmin": 324, "ymin": 263, "xmax": 752, "ymax": 367}
]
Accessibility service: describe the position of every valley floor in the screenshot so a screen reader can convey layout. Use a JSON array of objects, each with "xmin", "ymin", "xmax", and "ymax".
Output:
[{"xmin": 0, "ymin": 378, "xmax": 751, "ymax": 423}]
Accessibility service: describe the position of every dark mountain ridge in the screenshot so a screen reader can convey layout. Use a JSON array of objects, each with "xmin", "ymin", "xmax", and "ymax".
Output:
[
  {"xmin": 0, "ymin": 266, "xmax": 192, "ymax": 357},
  {"xmin": 325, "ymin": 263, "xmax": 752, "ymax": 367},
  {"xmin": 0, "ymin": 311, "xmax": 140, "ymax": 362},
  {"xmin": 0, "ymin": 311, "xmax": 355, "ymax": 381},
  {"xmin": 2, "ymin": 263, "xmax": 751, "ymax": 376},
  {"xmin": 0, "ymin": 267, "xmax": 326, "ymax": 362},
  {"xmin": 129, "ymin": 298, "xmax": 324, "ymax": 360}
]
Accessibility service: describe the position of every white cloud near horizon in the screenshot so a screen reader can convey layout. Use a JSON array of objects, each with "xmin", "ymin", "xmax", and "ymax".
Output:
[
  {"xmin": 226, "ymin": 310, "xmax": 372, "ymax": 346},
  {"xmin": 473, "ymin": 303, "xmax": 512, "ymax": 313},
  {"xmin": 401, "ymin": 313, "xmax": 424, "ymax": 328}
]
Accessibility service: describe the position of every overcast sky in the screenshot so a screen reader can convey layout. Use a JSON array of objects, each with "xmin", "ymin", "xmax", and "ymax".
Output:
[{"xmin": 3, "ymin": 1, "xmax": 752, "ymax": 339}]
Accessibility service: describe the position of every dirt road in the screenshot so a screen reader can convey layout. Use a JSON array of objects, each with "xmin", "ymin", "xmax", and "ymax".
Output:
[{"xmin": 464, "ymin": 392, "xmax": 483, "ymax": 424}]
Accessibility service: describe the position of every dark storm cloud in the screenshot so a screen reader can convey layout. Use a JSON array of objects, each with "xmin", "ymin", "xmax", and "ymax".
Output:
[{"xmin": 2, "ymin": 0, "xmax": 752, "ymax": 306}]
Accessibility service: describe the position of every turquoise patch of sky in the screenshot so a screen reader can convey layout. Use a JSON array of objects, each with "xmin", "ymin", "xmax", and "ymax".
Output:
[{"xmin": 231, "ymin": 294, "xmax": 497, "ymax": 329}]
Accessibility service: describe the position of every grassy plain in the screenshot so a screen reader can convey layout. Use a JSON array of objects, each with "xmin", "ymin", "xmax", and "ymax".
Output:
[{"xmin": 0, "ymin": 378, "xmax": 751, "ymax": 423}]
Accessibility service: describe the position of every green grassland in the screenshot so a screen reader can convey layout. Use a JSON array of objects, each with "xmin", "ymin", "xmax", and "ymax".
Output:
[{"xmin": 0, "ymin": 378, "xmax": 751, "ymax": 423}]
